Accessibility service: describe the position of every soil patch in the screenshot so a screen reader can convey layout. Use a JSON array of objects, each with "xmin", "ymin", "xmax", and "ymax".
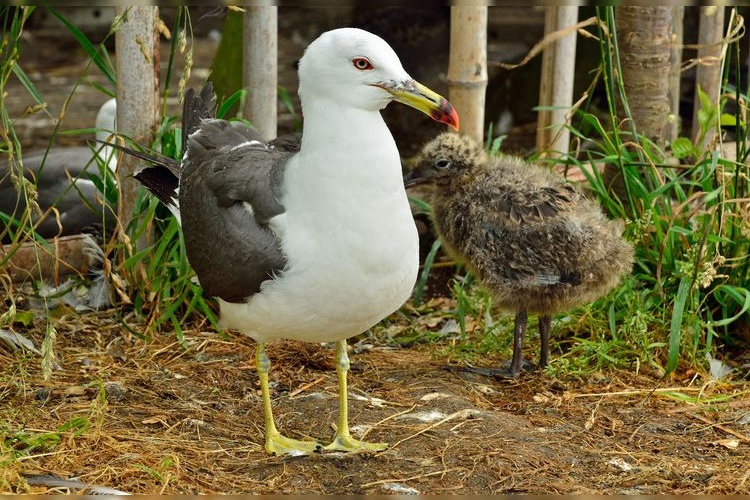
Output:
[{"xmin": 2, "ymin": 309, "xmax": 749, "ymax": 494}]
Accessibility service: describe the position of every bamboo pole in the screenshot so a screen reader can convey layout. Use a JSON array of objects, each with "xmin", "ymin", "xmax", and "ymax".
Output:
[
  {"xmin": 115, "ymin": 6, "xmax": 159, "ymax": 233},
  {"xmin": 447, "ymin": 6, "xmax": 487, "ymax": 144},
  {"xmin": 243, "ymin": 6, "xmax": 277, "ymax": 140},
  {"xmin": 692, "ymin": 6, "xmax": 726, "ymax": 149},
  {"xmin": 668, "ymin": 6, "xmax": 684, "ymax": 144},
  {"xmin": 536, "ymin": 6, "xmax": 579, "ymax": 158}
]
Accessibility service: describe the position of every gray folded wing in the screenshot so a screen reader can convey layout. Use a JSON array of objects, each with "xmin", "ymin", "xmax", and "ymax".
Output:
[{"xmin": 180, "ymin": 119, "xmax": 294, "ymax": 302}]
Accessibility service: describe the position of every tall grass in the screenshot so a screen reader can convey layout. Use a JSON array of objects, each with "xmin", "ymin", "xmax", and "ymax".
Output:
[
  {"xmin": 552, "ymin": 7, "xmax": 750, "ymax": 373},
  {"xmin": 1, "ymin": 7, "xmax": 38, "ymax": 246},
  {"xmin": 1, "ymin": 7, "xmax": 64, "ymax": 380},
  {"xmin": 1, "ymin": 5, "xmax": 119, "ymax": 247},
  {"xmin": 107, "ymin": 7, "xmax": 224, "ymax": 344},
  {"xmin": 0, "ymin": 7, "xmax": 220, "ymax": 356},
  {"xmin": 413, "ymin": 7, "xmax": 749, "ymax": 376}
]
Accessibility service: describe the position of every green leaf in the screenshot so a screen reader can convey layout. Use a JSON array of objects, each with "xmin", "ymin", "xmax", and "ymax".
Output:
[
  {"xmin": 489, "ymin": 135, "xmax": 506, "ymax": 154},
  {"xmin": 217, "ymin": 89, "xmax": 246, "ymax": 120},
  {"xmin": 407, "ymin": 196, "xmax": 432, "ymax": 215},
  {"xmin": 11, "ymin": 63, "xmax": 52, "ymax": 118},
  {"xmin": 697, "ymin": 108, "xmax": 710, "ymax": 129},
  {"xmin": 701, "ymin": 185, "xmax": 724, "ymax": 204},
  {"xmin": 697, "ymin": 84, "xmax": 711, "ymax": 112},
  {"xmin": 719, "ymin": 113, "xmax": 739, "ymax": 127},
  {"xmin": 710, "ymin": 285, "xmax": 750, "ymax": 327},
  {"xmin": 278, "ymin": 85, "xmax": 301, "ymax": 132},
  {"xmin": 668, "ymin": 225, "xmax": 694, "ymax": 236},
  {"xmin": 13, "ymin": 310, "xmax": 34, "ymax": 327},
  {"xmin": 58, "ymin": 417, "xmax": 90, "ymax": 436},
  {"xmin": 670, "ymin": 137, "xmax": 694, "ymax": 159}
]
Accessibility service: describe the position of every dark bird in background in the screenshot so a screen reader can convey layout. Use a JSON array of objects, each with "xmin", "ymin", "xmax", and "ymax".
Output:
[
  {"xmin": 405, "ymin": 132, "xmax": 634, "ymax": 378},
  {"xmin": 0, "ymin": 99, "xmax": 117, "ymax": 243}
]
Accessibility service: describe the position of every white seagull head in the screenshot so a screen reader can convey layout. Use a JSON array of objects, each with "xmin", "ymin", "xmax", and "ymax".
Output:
[{"xmin": 298, "ymin": 28, "xmax": 459, "ymax": 129}]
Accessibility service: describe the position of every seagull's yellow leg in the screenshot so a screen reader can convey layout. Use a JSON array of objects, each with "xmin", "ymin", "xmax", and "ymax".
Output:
[
  {"xmin": 256, "ymin": 342, "xmax": 322, "ymax": 456},
  {"xmin": 323, "ymin": 340, "xmax": 387, "ymax": 452}
]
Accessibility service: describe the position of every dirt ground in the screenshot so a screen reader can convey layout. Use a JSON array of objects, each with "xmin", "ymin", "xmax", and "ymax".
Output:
[{"xmin": 2, "ymin": 302, "xmax": 749, "ymax": 495}]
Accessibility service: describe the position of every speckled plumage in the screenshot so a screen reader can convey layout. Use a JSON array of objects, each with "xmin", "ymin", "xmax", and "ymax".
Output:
[{"xmin": 407, "ymin": 132, "xmax": 634, "ymax": 377}]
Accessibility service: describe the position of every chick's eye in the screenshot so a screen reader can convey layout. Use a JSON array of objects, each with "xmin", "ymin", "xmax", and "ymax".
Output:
[
  {"xmin": 435, "ymin": 158, "xmax": 451, "ymax": 170},
  {"xmin": 352, "ymin": 57, "xmax": 374, "ymax": 70}
]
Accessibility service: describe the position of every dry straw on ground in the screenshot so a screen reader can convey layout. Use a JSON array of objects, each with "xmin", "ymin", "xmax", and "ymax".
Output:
[{"xmin": 2, "ymin": 305, "xmax": 749, "ymax": 494}]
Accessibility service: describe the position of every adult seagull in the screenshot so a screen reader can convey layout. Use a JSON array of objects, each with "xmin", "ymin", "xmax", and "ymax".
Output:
[{"xmin": 119, "ymin": 28, "xmax": 458, "ymax": 456}]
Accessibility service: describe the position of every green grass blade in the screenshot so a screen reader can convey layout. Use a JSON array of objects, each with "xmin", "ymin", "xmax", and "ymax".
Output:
[
  {"xmin": 413, "ymin": 238, "xmax": 442, "ymax": 307},
  {"xmin": 710, "ymin": 285, "xmax": 750, "ymax": 328},
  {"xmin": 666, "ymin": 275, "xmax": 692, "ymax": 374},
  {"xmin": 218, "ymin": 89, "xmax": 247, "ymax": 120},
  {"xmin": 278, "ymin": 85, "xmax": 301, "ymax": 132},
  {"xmin": 407, "ymin": 196, "xmax": 432, "ymax": 216},
  {"xmin": 47, "ymin": 7, "xmax": 116, "ymax": 86},
  {"xmin": 11, "ymin": 64, "xmax": 52, "ymax": 118}
]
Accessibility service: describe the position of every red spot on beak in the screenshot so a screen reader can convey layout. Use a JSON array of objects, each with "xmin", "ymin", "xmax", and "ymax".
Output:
[{"xmin": 432, "ymin": 100, "xmax": 459, "ymax": 131}]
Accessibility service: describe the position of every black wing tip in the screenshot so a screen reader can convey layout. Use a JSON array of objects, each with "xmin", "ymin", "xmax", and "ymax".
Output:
[
  {"xmin": 96, "ymin": 140, "xmax": 180, "ymax": 207},
  {"xmin": 182, "ymin": 82, "xmax": 218, "ymax": 140},
  {"xmin": 134, "ymin": 165, "xmax": 179, "ymax": 208}
]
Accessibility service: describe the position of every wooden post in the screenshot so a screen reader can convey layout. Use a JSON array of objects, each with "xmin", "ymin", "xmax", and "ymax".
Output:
[
  {"xmin": 1, "ymin": 235, "xmax": 96, "ymax": 284},
  {"xmin": 536, "ymin": 6, "xmax": 579, "ymax": 157},
  {"xmin": 115, "ymin": 6, "xmax": 159, "ymax": 234},
  {"xmin": 692, "ymin": 6, "xmax": 726, "ymax": 149},
  {"xmin": 243, "ymin": 6, "xmax": 277, "ymax": 140},
  {"xmin": 447, "ymin": 6, "xmax": 487, "ymax": 145},
  {"xmin": 668, "ymin": 7, "xmax": 684, "ymax": 144}
]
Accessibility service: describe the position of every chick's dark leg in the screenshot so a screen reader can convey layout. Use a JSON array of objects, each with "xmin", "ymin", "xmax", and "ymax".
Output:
[
  {"xmin": 539, "ymin": 314, "xmax": 552, "ymax": 368},
  {"xmin": 508, "ymin": 309, "xmax": 527, "ymax": 377},
  {"xmin": 456, "ymin": 309, "xmax": 529, "ymax": 379}
]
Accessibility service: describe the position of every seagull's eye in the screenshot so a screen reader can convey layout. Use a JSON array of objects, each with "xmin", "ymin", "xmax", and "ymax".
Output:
[
  {"xmin": 435, "ymin": 158, "xmax": 451, "ymax": 170},
  {"xmin": 352, "ymin": 57, "xmax": 374, "ymax": 71}
]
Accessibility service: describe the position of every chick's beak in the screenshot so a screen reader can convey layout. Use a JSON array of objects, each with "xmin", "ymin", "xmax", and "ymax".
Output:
[
  {"xmin": 382, "ymin": 80, "xmax": 459, "ymax": 131},
  {"xmin": 403, "ymin": 168, "xmax": 424, "ymax": 188}
]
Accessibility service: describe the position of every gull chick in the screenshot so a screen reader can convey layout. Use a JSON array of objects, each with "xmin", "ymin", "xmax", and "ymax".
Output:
[{"xmin": 405, "ymin": 133, "xmax": 633, "ymax": 378}]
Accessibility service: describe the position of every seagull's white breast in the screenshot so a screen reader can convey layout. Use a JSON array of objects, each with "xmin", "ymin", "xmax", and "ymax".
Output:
[{"xmin": 218, "ymin": 110, "xmax": 419, "ymax": 343}]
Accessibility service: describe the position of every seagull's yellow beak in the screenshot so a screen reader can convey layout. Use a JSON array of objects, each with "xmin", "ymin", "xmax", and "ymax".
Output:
[{"xmin": 381, "ymin": 80, "xmax": 460, "ymax": 131}]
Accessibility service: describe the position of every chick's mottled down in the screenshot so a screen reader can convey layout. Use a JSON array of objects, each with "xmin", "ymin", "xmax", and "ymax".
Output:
[{"xmin": 406, "ymin": 133, "xmax": 634, "ymax": 377}]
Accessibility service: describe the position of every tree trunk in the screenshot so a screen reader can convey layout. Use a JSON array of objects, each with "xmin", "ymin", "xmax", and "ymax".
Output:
[
  {"xmin": 209, "ymin": 9, "xmax": 243, "ymax": 116},
  {"xmin": 243, "ymin": 6, "xmax": 278, "ymax": 140},
  {"xmin": 447, "ymin": 6, "xmax": 487, "ymax": 145},
  {"xmin": 615, "ymin": 6, "xmax": 673, "ymax": 145},
  {"xmin": 603, "ymin": 7, "xmax": 672, "ymax": 201}
]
